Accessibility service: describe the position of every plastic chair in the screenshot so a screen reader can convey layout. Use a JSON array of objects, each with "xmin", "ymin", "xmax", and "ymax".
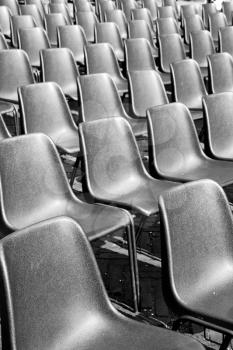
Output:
[
  {"xmin": 58, "ymin": 24, "xmax": 87, "ymax": 66},
  {"xmin": 0, "ymin": 6, "xmax": 12, "ymax": 39},
  {"xmin": 202, "ymin": 91, "xmax": 233, "ymax": 160},
  {"xmin": 222, "ymin": 0, "xmax": 233, "ymax": 24},
  {"xmin": 131, "ymin": 8, "xmax": 155, "ymax": 35},
  {"xmin": 0, "ymin": 32, "xmax": 8, "ymax": 49},
  {"xmin": 180, "ymin": 4, "xmax": 197, "ymax": 27},
  {"xmin": 78, "ymin": 73, "xmax": 147, "ymax": 136},
  {"xmin": 159, "ymin": 178, "xmax": 233, "ymax": 350},
  {"xmin": 0, "ymin": 0, "xmax": 19, "ymax": 15},
  {"xmin": 10, "ymin": 15, "xmax": 37, "ymax": 48},
  {"xmin": 157, "ymin": 6, "xmax": 176, "ymax": 19},
  {"xmin": 0, "ymin": 133, "xmax": 140, "ymax": 310},
  {"xmin": 48, "ymin": 3, "xmax": 72, "ymax": 24},
  {"xmin": 202, "ymin": 2, "xmax": 217, "ymax": 28},
  {"xmin": 74, "ymin": 0, "xmax": 94, "ymax": 13},
  {"xmin": 0, "ymin": 216, "xmax": 206, "ymax": 350},
  {"xmin": 85, "ymin": 43, "xmax": 128, "ymax": 95},
  {"xmin": 76, "ymin": 11, "xmax": 98, "ymax": 42},
  {"xmin": 142, "ymin": 0, "xmax": 157, "ymax": 22},
  {"xmin": 20, "ymin": 4, "xmax": 45, "ymax": 28},
  {"xmin": 125, "ymin": 38, "xmax": 156, "ymax": 72},
  {"xmin": 190, "ymin": 30, "xmax": 215, "ymax": 77},
  {"xmin": 156, "ymin": 17, "xmax": 180, "ymax": 36},
  {"xmin": 147, "ymin": 102, "xmax": 233, "ymax": 186},
  {"xmin": 98, "ymin": 0, "xmax": 116, "ymax": 22},
  {"xmin": 95, "ymin": 22, "xmax": 124, "ymax": 62},
  {"xmin": 183, "ymin": 14, "xmax": 204, "ymax": 45},
  {"xmin": 219, "ymin": 26, "xmax": 233, "ymax": 56},
  {"xmin": 162, "ymin": 0, "xmax": 179, "ymax": 19},
  {"xmin": 171, "ymin": 58, "xmax": 207, "ymax": 120},
  {"xmin": 0, "ymin": 114, "xmax": 11, "ymax": 140},
  {"xmin": 18, "ymin": 27, "xmax": 50, "ymax": 69},
  {"xmin": 128, "ymin": 70, "xmax": 168, "ymax": 118},
  {"xmin": 208, "ymin": 52, "xmax": 233, "ymax": 94},
  {"xmin": 209, "ymin": 12, "xmax": 227, "ymax": 45},
  {"xmin": 105, "ymin": 9, "xmax": 128, "ymax": 40},
  {"xmin": 45, "ymin": 13, "xmax": 67, "ymax": 46},
  {"xmin": 120, "ymin": 0, "xmax": 138, "ymax": 20},
  {"xmin": 40, "ymin": 48, "xmax": 79, "ymax": 101},
  {"xmin": 128, "ymin": 20, "xmax": 158, "ymax": 57},
  {"xmin": 25, "ymin": 0, "xmax": 46, "ymax": 18}
]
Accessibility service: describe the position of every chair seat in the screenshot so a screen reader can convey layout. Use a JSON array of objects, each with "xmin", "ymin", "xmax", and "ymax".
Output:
[
  {"xmin": 128, "ymin": 116, "xmax": 147, "ymax": 137},
  {"xmin": 190, "ymin": 108, "xmax": 203, "ymax": 120},
  {"xmin": 113, "ymin": 76, "xmax": 128, "ymax": 94}
]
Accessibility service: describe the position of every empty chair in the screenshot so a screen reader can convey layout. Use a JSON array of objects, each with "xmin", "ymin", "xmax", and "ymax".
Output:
[
  {"xmin": 58, "ymin": 24, "xmax": 87, "ymax": 67},
  {"xmin": 0, "ymin": 216, "xmax": 206, "ymax": 350},
  {"xmin": 0, "ymin": 32, "xmax": 8, "ymax": 49},
  {"xmin": 157, "ymin": 6, "xmax": 176, "ymax": 19},
  {"xmin": 219, "ymin": 26, "xmax": 233, "ymax": 56},
  {"xmin": 180, "ymin": 4, "xmax": 197, "ymax": 27},
  {"xmin": 209, "ymin": 12, "xmax": 227, "ymax": 45},
  {"xmin": 128, "ymin": 20, "xmax": 158, "ymax": 57},
  {"xmin": 120, "ymin": 0, "xmax": 138, "ymax": 20},
  {"xmin": 125, "ymin": 38, "xmax": 156, "ymax": 72},
  {"xmin": 20, "ymin": 4, "xmax": 44, "ymax": 28},
  {"xmin": 78, "ymin": 73, "xmax": 147, "ymax": 136},
  {"xmin": 202, "ymin": 2, "xmax": 217, "ymax": 28},
  {"xmin": 131, "ymin": 8, "xmax": 155, "ymax": 34},
  {"xmin": 0, "ymin": 0, "xmax": 19, "ymax": 15},
  {"xmin": 105, "ymin": 9, "xmax": 128, "ymax": 40},
  {"xmin": 76, "ymin": 11, "xmax": 98, "ymax": 42},
  {"xmin": 202, "ymin": 92, "xmax": 233, "ymax": 160},
  {"xmin": 0, "ymin": 114, "xmax": 11, "ymax": 140},
  {"xmin": 74, "ymin": 0, "xmax": 94, "ymax": 13},
  {"xmin": 163, "ymin": 0, "xmax": 179, "ymax": 19},
  {"xmin": 48, "ymin": 3, "xmax": 72, "ymax": 24},
  {"xmin": 41, "ymin": 48, "xmax": 79, "ymax": 101},
  {"xmin": 190, "ymin": 30, "xmax": 215, "ymax": 77},
  {"xmin": 25, "ymin": 0, "xmax": 46, "ymax": 18},
  {"xmin": 183, "ymin": 14, "xmax": 204, "ymax": 45},
  {"xmin": 45, "ymin": 13, "xmax": 67, "ymax": 46},
  {"xmin": 98, "ymin": 0, "xmax": 116, "ymax": 22},
  {"xmin": 158, "ymin": 33, "xmax": 185, "ymax": 82},
  {"xmin": 208, "ymin": 52, "xmax": 233, "ymax": 93},
  {"xmin": 222, "ymin": 0, "xmax": 233, "ymax": 24},
  {"xmin": 171, "ymin": 59, "xmax": 207, "ymax": 120},
  {"xmin": 159, "ymin": 179, "xmax": 233, "ymax": 350},
  {"xmin": 128, "ymin": 70, "xmax": 168, "ymax": 118},
  {"xmin": 147, "ymin": 102, "xmax": 233, "ymax": 187},
  {"xmin": 10, "ymin": 15, "xmax": 37, "ymax": 48},
  {"xmin": 95, "ymin": 22, "xmax": 124, "ymax": 62},
  {"xmin": 142, "ymin": 0, "xmax": 158, "ymax": 22},
  {"xmin": 18, "ymin": 27, "xmax": 50, "ymax": 67},
  {"xmin": 156, "ymin": 17, "xmax": 180, "ymax": 36},
  {"xmin": 0, "ymin": 6, "xmax": 12, "ymax": 39}
]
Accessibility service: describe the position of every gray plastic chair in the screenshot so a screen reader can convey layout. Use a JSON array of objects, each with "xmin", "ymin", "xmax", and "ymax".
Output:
[
  {"xmin": 128, "ymin": 20, "xmax": 158, "ymax": 57},
  {"xmin": 131, "ymin": 8, "xmax": 155, "ymax": 35},
  {"xmin": 147, "ymin": 102, "xmax": 233, "ymax": 187},
  {"xmin": 78, "ymin": 73, "xmax": 147, "ymax": 136},
  {"xmin": 222, "ymin": 0, "xmax": 233, "ymax": 24},
  {"xmin": 128, "ymin": 70, "xmax": 168, "ymax": 118},
  {"xmin": 20, "ymin": 4, "xmax": 45, "ymax": 28},
  {"xmin": 162, "ymin": 0, "xmax": 179, "ymax": 19},
  {"xmin": 0, "ymin": 216, "xmax": 205, "ymax": 350},
  {"xmin": 120, "ymin": 0, "xmax": 138, "ymax": 20},
  {"xmin": 10, "ymin": 15, "xmax": 37, "ymax": 48},
  {"xmin": 125, "ymin": 38, "xmax": 156, "ymax": 72},
  {"xmin": 0, "ymin": 6, "xmax": 13, "ymax": 39},
  {"xmin": 157, "ymin": 6, "xmax": 176, "ymax": 19},
  {"xmin": 58, "ymin": 24, "xmax": 87, "ymax": 66},
  {"xmin": 171, "ymin": 58, "xmax": 207, "ymax": 120},
  {"xmin": 202, "ymin": 2, "xmax": 217, "ymax": 28},
  {"xmin": 40, "ymin": 48, "xmax": 79, "ymax": 101},
  {"xmin": 208, "ymin": 52, "xmax": 233, "ymax": 94},
  {"xmin": 219, "ymin": 26, "xmax": 233, "ymax": 57},
  {"xmin": 159, "ymin": 179, "xmax": 233, "ymax": 350},
  {"xmin": 0, "ymin": 0, "xmax": 19, "ymax": 15},
  {"xmin": 48, "ymin": 2, "xmax": 72, "ymax": 24},
  {"xmin": 95, "ymin": 22, "xmax": 124, "ymax": 62},
  {"xmin": 98, "ymin": 0, "xmax": 116, "ymax": 22},
  {"xmin": 105, "ymin": 9, "xmax": 128, "ymax": 40},
  {"xmin": 209, "ymin": 12, "xmax": 227, "ymax": 45},
  {"xmin": 25, "ymin": 0, "xmax": 46, "ymax": 18},
  {"xmin": 180, "ymin": 4, "xmax": 197, "ymax": 27},
  {"xmin": 156, "ymin": 17, "xmax": 180, "ymax": 36},
  {"xmin": 202, "ymin": 92, "xmax": 233, "ymax": 160},
  {"xmin": 142, "ymin": 0, "xmax": 157, "ymax": 22},
  {"xmin": 76, "ymin": 11, "xmax": 98, "ymax": 42},
  {"xmin": 18, "ymin": 27, "xmax": 50, "ymax": 67},
  {"xmin": 183, "ymin": 14, "xmax": 204, "ymax": 45},
  {"xmin": 74, "ymin": 0, "xmax": 94, "ymax": 13},
  {"xmin": 85, "ymin": 43, "xmax": 128, "ymax": 95},
  {"xmin": 45, "ymin": 13, "xmax": 67, "ymax": 46}
]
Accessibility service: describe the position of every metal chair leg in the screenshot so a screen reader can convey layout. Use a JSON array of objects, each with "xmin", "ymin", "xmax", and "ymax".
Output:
[
  {"xmin": 220, "ymin": 335, "xmax": 232, "ymax": 350},
  {"xmin": 70, "ymin": 156, "xmax": 80, "ymax": 188}
]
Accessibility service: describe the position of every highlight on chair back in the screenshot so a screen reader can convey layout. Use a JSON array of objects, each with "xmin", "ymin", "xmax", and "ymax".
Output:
[{"xmin": 207, "ymin": 52, "xmax": 233, "ymax": 94}]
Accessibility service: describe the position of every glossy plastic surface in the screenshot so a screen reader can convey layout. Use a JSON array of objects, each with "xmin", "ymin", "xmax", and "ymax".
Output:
[
  {"xmin": 20, "ymin": 4, "xmax": 44, "ymax": 28},
  {"xmin": 0, "ymin": 0, "xmax": 19, "ymax": 15},
  {"xmin": 156, "ymin": 17, "xmax": 179, "ymax": 36},
  {"xmin": 128, "ymin": 20, "xmax": 158, "ymax": 56},
  {"xmin": 45, "ymin": 13, "xmax": 67, "ymax": 46},
  {"xmin": 222, "ymin": 0, "xmax": 233, "ymax": 24},
  {"xmin": 190, "ymin": 30, "xmax": 215, "ymax": 74},
  {"xmin": 158, "ymin": 33, "xmax": 185, "ymax": 73},
  {"xmin": 209, "ymin": 12, "xmax": 227, "ymax": 43},
  {"xmin": 25, "ymin": 0, "xmax": 46, "ymax": 18},
  {"xmin": 125, "ymin": 38, "xmax": 156, "ymax": 72},
  {"xmin": 131, "ymin": 8, "xmax": 154, "ymax": 34},
  {"xmin": 142, "ymin": 0, "xmax": 157, "ymax": 21},
  {"xmin": 183, "ymin": 14, "xmax": 204, "ymax": 45},
  {"xmin": 48, "ymin": 3, "xmax": 72, "ymax": 24},
  {"xmin": 10, "ymin": 15, "xmax": 36, "ymax": 48},
  {"xmin": 105, "ymin": 9, "xmax": 128, "ymax": 40},
  {"xmin": 219, "ymin": 26, "xmax": 233, "ymax": 57},
  {"xmin": 0, "ymin": 6, "xmax": 12, "ymax": 38},
  {"xmin": 208, "ymin": 52, "xmax": 233, "ymax": 94},
  {"xmin": 76, "ymin": 11, "xmax": 98, "ymax": 42}
]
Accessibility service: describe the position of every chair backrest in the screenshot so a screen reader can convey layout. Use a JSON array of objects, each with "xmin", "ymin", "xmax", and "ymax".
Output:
[
  {"xmin": 142, "ymin": 0, "xmax": 157, "ymax": 21},
  {"xmin": 128, "ymin": 20, "xmax": 155, "ymax": 52},
  {"xmin": 158, "ymin": 33, "xmax": 186, "ymax": 73},
  {"xmin": 45, "ymin": 13, "xmax": 67, "ymax": 46},
  {"xmin": 0, "ymin": 114, "xmax": 11, "ymax": 140},
  {"xmin": 105, "ymin": 9, "xmax": 128, "ymax": 40},
  {"xmin": 0, "ymin": 0, "xmax": 19, "ymax": 15},
  {"xmin": 131, "ymin": 8, "xmax": 154, "ymax": 32},
  {"xmin": 79, "ymin": 116, "xmax": 148, "ymax": 198},
  {"xmin": 18, "ymin": 82, "xmax": 77, "ymax": 137},
  {"xmin": 40, "ymin": 48, "xmax": 79, "ymax": 98},
  {"xmin": 125, "ymin": 38, "xmax": 156, "ymax": 71},
  {"xmin": 183, "ymin": 14, "xmax": 204, "ymax": 44},
  {"xmin": 25, "ymin": 0, "xmax": 46, "ymax": 18},
  {"xmin": 74, "ymin": 0, "xmax": 93, "ymax": 12},
  {"xmin": 163, "ymin": 0, "xmax": 179, "ymax": 18},
  {"xmin": 147, "ymin": 102, "xmax": 205, "ymax": 178},
  {"xmin": 0, "ymin": 32, "xmax": 8, "ymax": 49},
  {"xmin": 0, "ymin": 216, "xmax": 112, "ymax": 349},
  {"xmin": 120, "ymin": 0, "xmax": 137, "ymax": 20},
  {"xmin": 11, "ymin": 15, "xmax": 37, "ymax": 48},
  {"xmin": 20, "ymin": 4, "xmax": 44, "ymax": 28},
  {"xmin": 58, "ymin": 24, "xmax": 87, "ymax": 65},
  {"xmin": 180, "ymin": 4, "xmax": 197, "ymax": 26},
  {"xmin": 156, "ymin": 17, "xmax": 180, "ymax": 36},
  {"xmin": 219, "ymin": 26, "xmax": 233, "ymax": 56},
  {"xmin": 157, "ymin": 6, "xmax": 176, "ymax": 19},
  {"xmin": 0, "ymin": 49, "xmax": 34, "ymax": 103},
  {"xmin": 159, "ymin": 179, "xmax": 233, "ymax": 313},
  {"xmin": 190, "ymin": 30, "xmax": 215, "ymax": 68},
  {"xmin": 222, "ymin": 0, "xmax": 233, "ymax": 24},
  {"xmin": 202, "ymin": 2, "xmax": 217, "ymax": 28},
  {"xmin": 128, "ymin": 70, "xmax": 168, "ymax": 117},
  {"xmin": 208, "ymin": 52, "xmax": 233, "ymax": 93},
  {"xmin": 0, "ymin": 133, "xmax": 75, "ymax": 233},
  {"xmin": 171, "ymin": 58, "xmax": 207, "ymax": 109},
  {"xmin": 95, "ymin": 22, "xmax": 124, "ymax": 62},
  {"xmin": 203, "ymin": 91, "xmax": 233, "ymax": 159},
  {"xmin": 209, "ymin": 12, "xmax": 227, "ymax": 42},
  {"xmin": 78, "ymin": 73, "xmax": 129, "ymax": 122},
  {"xmin": 98, "ymin": 0, "xmax": 116, "ymax": 22},
  {"xmin": 0, "ymin": 6, "xmax": 12, "ymax": 38},
  {"xmin": 76, "ymin": 11, "xmax": 98, "ymax": 42},
  {"xmin": 18, "ymin": 27, "xmax": 50, "ymax": 67},
  {"xmin": 48, "ymin": 3, "xmax": 72, "ymax": 24}
]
